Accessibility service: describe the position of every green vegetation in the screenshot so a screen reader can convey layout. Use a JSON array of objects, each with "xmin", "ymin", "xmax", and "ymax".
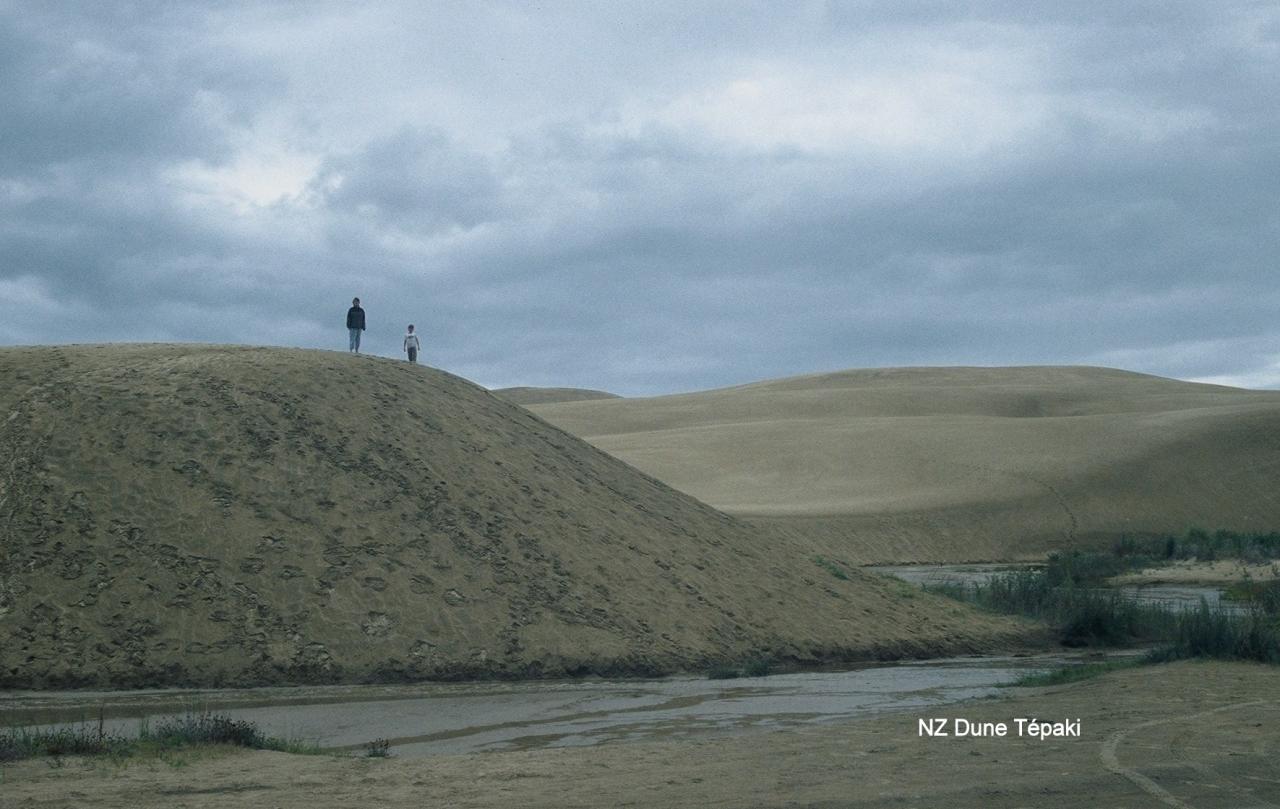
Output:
[
  {"xmin": 926, "ymin": 564, "xmax": 1280, "ymax": 664},
  {"xmin": 706, "ymin": 665, "xmax": 741, "ymax": 680},
  {"xmin": 706, "ymin": 656, "xmax": 773, "ymax": 680},
  {"xmin": 0, "ymin": 709, "xmax": 320, "ymax": 763},
  {"xmin": 364, "ymin": 737, "xmax": 392, "ymax": 758},
  {"xmin": 1005, "ymin": 657, "xmax": 1146, "ymax": 687},
  {"xmin": 1149, "ymin": 601, "xmax": 1280, "ymax": 663},
  {"xmin": 1223, "ymin": 579, "xmax": 1280, "ymax": 614},
  {"xmin": 1025, "ymin": 530, "xmax": 1280, "ymax": 592},
  {"xmin": 812, "ymin": 555, "xmax": 849, "ymax": 580},
  {"xmin": 1114, "ymin": 528, "xmax": 1280, "ymax": 565}
]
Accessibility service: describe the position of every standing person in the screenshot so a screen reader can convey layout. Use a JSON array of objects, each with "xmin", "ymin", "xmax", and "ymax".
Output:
[
  {"xmin": 346, "ymin": 297, "xmax": 365, "ymax": 353},
  {"xmin": 403, "ymin": 324, "xmax": 421, "ymax": 363}
]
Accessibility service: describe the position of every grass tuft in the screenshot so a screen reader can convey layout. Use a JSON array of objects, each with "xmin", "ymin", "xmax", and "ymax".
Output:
[
  {"xmin": 926, "ymin": 566, "xmax": 1280, "ymax": 664},
  {"xmin": 0, "ymin": 709, "xmax": 320, "ymax": 763},
  {"xmin": 1004, "ymin": 657, "xmax": 1145, "ymax": 688},
  {"xmin": 812, "ymin": 556, "xmax": 849, "ymax": 580},
  {"xmin": 364, "ymin": 738, "xmax": 392, "ymax": 758}
]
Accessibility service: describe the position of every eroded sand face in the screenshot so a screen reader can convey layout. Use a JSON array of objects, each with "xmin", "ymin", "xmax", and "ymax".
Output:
[{"xmin": 3, "ymin": 661, "xmax": 1276, "ymax": 808}]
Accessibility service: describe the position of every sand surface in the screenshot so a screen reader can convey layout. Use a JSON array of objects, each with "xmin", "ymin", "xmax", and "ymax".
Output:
[
  {"xmin": 1109, "ymin": 559, "xmax": 1280, "ymax": 585},
  {"xmin": 523, "ymin": 367, "xmax": 1280, "ymax": 562},
  {"xmin": 492, "ymin": 387, "xmax": 621, "ymax": 405},
  {"xmin": 0, "ymin": 345, "xmax": 1023, "ymax": 689},
  {"xmin": 4, "ymin": 660, "xmax": 1276, "ymax": 808}
]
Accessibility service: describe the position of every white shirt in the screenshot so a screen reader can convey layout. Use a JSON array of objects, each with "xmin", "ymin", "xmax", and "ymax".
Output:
[{"xmin": 404, "ymin": 332, "xmax": 421, "ymax": 351}]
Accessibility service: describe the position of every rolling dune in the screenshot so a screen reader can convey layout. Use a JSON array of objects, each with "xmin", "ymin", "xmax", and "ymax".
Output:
[
  {"xmin": 492, "ymin": 387, "xmax": 621, "ymax": 405},
  {"xmin": 0, "ymin": 345, "xmax": 1018, "ymax": 689},
  {"xmin": 523, "ymin": 367, "xmax": 1280, "ymax": 562}
]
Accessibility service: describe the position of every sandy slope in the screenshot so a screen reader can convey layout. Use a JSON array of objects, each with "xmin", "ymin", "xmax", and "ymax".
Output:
[
  {"xmin": 0, "ymin": 345, "xmax": 1019, "ymax": 689},
  {"xmin": 4, "ymin": 661, "xmax": 1276, "ymax": 808},
  {"xmin": 525, "ymin": 366, "xmax": 1280, "ymax": 562},
  {"xmin": 491, "ymin": 387, "xmax": 620, "ymax": 405}
]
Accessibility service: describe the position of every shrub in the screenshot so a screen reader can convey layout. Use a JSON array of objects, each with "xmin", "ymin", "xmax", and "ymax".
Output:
[
  {"xmin": 707, "ymin": 665, "xmax": 740, "ymax": 680},
  {"xmin": 812, "ymin": 556, "xmax": 849, "ymax": 580},
  {"xmin": 741, "ymin": 658, "xmax": 772, "ymax": 677}
]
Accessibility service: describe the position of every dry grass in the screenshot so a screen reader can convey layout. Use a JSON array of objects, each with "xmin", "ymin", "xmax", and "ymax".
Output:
[{"xmin": 0, "ymin": 344, "xmax": 1022, "ymax": 689}]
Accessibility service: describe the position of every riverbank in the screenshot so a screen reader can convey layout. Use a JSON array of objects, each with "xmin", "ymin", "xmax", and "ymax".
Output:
[
  {"xmin": 1109, "ymin": 559, "xmax": 1280, "ymax": 586},
  {"xmin": 2, "ymin": 660, "xmax": 1275, "ymax": 808}
]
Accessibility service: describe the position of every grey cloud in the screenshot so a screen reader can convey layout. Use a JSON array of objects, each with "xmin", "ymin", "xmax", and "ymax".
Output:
[
  {"xmin": 315, "ymin": 129, "xmax": 507, "ymax": 232},
  {"xmin": 2, "ymin": 2, "xmax": 1278, "ymax": 394}
]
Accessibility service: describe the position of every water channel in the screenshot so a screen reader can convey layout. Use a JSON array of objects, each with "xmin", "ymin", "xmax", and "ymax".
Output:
[
  {"xmin": 5, "ymin": 563, "xmax": 1227, "ymax": 758},
  {"xmin": 3, "ymin": 653, "xmax": 1110, "ymax": 758}
]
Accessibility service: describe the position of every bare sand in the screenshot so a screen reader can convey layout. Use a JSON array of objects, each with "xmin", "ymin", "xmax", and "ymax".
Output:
[
  {"xmin": 523, "ymin": 367, "xmax": 1280, "ymax": 562},
  {"xmin": 3, "ymin": 661, "xmax": 1276, "ymax": 808},
  {"xmin": 1109, "ymin": 559, "xmax": 1280, "ymax": 586},
  {"xmin": 492, "ymin": 387, "xmax": 621, "ymax": 405}
]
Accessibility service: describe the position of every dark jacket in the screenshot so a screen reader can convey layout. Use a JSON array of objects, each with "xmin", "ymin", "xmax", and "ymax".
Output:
[{"xmin": 346, "ymin": 306, "xmax": 365, "ymax": 330}]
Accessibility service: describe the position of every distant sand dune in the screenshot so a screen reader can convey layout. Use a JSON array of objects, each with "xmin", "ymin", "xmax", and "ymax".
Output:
[
  {"xmin": 525, "ymin": 366, "xmax": 1280, "ymax": 562},
  {"xmin": 492, "ymin": 386, "xmax": 621, "ymax": 405},
  {"xmin": 0, "ymin": 345, "xmax": 1019, "ymax": 688}
]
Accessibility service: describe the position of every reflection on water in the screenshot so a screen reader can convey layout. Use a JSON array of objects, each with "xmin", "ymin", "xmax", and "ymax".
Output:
[{"xmin": 1, "ymin": 653, "xmax": 1106, "ymax": 757}]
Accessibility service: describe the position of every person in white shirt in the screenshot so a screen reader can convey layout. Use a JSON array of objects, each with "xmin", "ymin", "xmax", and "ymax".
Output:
[{"xmin": 403, "ymin": 324, "xmax": 421, "ymax": 363}]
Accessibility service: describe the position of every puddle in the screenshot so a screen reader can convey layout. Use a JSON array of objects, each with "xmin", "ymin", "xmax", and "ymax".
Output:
[{"xmin": 1, "ymin": 653, "xmax": 1103, "ymax": 757}]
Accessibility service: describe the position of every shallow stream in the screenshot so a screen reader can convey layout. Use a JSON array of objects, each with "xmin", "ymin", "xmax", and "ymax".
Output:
[{"xmin": 1, "ymin": 653, "xmax": 1108, "ymax": 757}]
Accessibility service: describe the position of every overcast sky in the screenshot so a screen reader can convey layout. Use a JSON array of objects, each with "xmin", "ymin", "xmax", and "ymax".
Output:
[{"xmin": 2, "ymin": 2, "xmax": 1278, "ymax": 394}]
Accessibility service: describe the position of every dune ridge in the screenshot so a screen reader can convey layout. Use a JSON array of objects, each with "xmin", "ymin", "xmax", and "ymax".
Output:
[
  {"xmin": 0, "ymin": 345, "xmax": 1017, "ymax": 688},
  {"xmin": 524, "ymin": 366, "xmax": 1280, "ymax": 562},
  {"xmin": 491, "ymin": 386, "xmax": 621, "ymax": 405}
]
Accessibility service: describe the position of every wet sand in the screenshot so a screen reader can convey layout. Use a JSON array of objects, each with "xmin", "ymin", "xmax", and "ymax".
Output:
[{"xmin": 4, "ymin": 660, "xmax": 1277, "ymax": 808}]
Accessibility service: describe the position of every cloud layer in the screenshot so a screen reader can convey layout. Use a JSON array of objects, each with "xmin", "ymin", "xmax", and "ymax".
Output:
[{"xmin": 3, "ymin": 2, "xmax": 1278, "ymax": 393}]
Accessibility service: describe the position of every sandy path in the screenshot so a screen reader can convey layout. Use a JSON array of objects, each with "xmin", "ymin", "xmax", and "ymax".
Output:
[{"xmin": 4, "ymin": 660, "xmax": 1277, "ymax": 808}]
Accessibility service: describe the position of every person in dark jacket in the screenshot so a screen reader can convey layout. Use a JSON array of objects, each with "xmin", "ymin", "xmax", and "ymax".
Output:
[{"xmin": 346, "ymin": 297, "xmax": 366, "ymax": 353}]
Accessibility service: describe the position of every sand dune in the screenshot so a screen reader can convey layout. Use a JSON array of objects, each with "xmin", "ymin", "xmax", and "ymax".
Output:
[
  {"xmin": 524, "ymin": 366, "xmax": 1280, "ymax": 562},
  {"xmin": 0, "ymin": 345, "xmax": 1018, "ymax": 689},
  {"xmin": 492, "ymin": 387, "xmax": 621, "ymax": 405}
]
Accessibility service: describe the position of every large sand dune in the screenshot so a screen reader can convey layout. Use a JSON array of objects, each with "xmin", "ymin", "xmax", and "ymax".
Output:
[
  {"xmin": 524, "ymin": 367, "xmax": 1280, "ymax": 562},
  {"xmin": 0, "ymin": 345, "xmax": 1016, "ymax": 689},
  {"xmin": 492, "ymin": 387, "xmax": 621, "ymax": 405}
]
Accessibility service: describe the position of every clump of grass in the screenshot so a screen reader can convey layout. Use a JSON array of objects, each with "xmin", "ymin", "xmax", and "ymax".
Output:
[
  {"xmin": 0, "ymin": 709, "xmax": 319, "ymax": 763},
  {"xmin": 741, "ymin": 657, "xmax": 772, "ymax": 677},
  {"xmin": 143, "ymin": 712, "xmax": 264, "ymax": 748},
  {"xmin": 706, "ymin": 665, "xmax": 741, "ymax": 680},
  {"xmin": 0, "ymin": 714, "xmax": 129, "ymax": 762},
  {"xmin": 926, "ymin": 567, "xmax": 1279, "ymax": 664},
  {"xmin": 1114, "ymin": 529, "xmax": 1280, "ymax": 564},
  {"xmin": 812, "ymin": 556, "xmax": 849, "ymax": 580},
  {"xmin": 364, "ymin": 738, "xmax": 392, "ymax": 758},
  {"xmin": 1005, "ymin": 656, "xmax": 1146, "ymax": 687},
  {"xmin": 707, "ymin": 656, "xmax": 773, "ymax": 680},
  {"xmin": 1149, "ymin": 602, "xmax": 1280, "ymax": 664},
  {"xmin": 1222, "ymin": 579, "xmax": 1280, "ymax": 615},
  {"xmin": 1043, "ymin": 550, "xmax": 1150, "ymax": 586}
]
